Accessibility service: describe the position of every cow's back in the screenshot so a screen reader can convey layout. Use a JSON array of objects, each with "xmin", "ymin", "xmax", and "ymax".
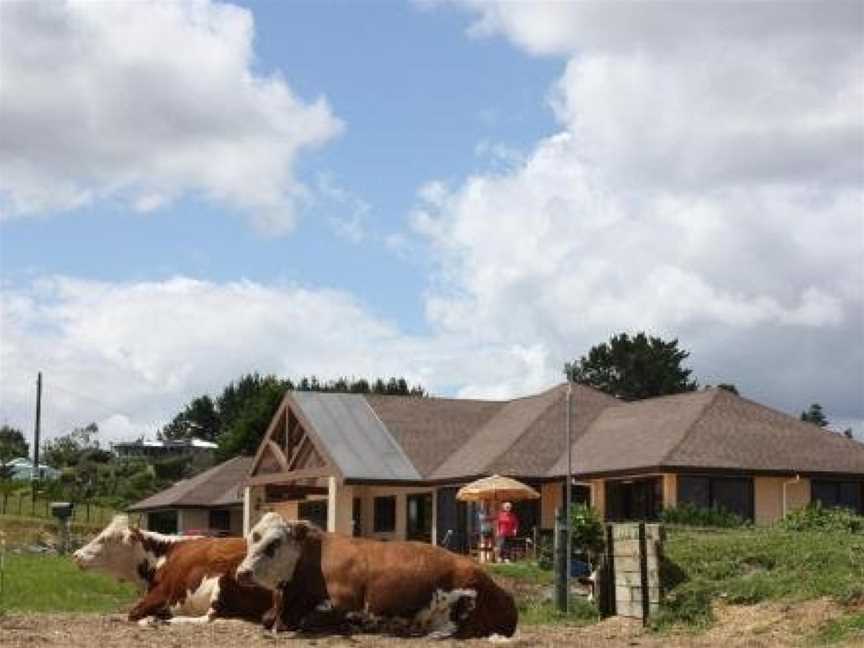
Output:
[
  {"xmin": 143, "ymin": 537, "xmax": 272, "ymax": 621},
  {"xmin": 318, "ymin": 535, "xmax": 517, "ymax": 637}
]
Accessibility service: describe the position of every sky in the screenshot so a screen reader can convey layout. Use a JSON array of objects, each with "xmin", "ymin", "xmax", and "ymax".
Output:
[{"xmin": 1, "ymin": 0, "xmax": 862, "ymax": 446}]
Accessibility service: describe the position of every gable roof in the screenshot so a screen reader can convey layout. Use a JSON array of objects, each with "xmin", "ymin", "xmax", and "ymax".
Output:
[
  {"xmin": 290, "ymin": 391, "xmax": 421, "ymax": 481},
  {"xmin": 128, "ymin": 456, "xmax": 252, "ymax": 512},
  {"xmin": 251, "ymin": 385, "xmax": 864, "ymax": 486}
]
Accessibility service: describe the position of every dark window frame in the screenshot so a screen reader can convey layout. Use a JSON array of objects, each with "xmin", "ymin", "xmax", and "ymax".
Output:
[
  {"xmin": 811, "ymin": 480, "xmax": 863, "ymax": 514},
  {"xmin": 298, "ymin": 500, "xmax": 328, "ymax": 530},
  {"xmin": 208, "ymin": 509, "xmax": 231, "ymax": 531},
  {"xmin": 373, "ymin": 495, "xmax": 397, "ymax": 533},
  {"xmin": 677, "ymin": 474, "xmax": 754, "ymax": 521},
  {"xmin": 406, "ymin": 493, "xmax": 433, "ymax": 542}
]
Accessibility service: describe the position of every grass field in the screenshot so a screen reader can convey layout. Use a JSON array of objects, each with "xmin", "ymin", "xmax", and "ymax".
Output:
[
  {"xmin": 658, "ymin": 526, "xmax": 864, "ymax": 643},
  {"xmin": 0, "ymin": 552, "xmax": 137, "ymax": 614}
]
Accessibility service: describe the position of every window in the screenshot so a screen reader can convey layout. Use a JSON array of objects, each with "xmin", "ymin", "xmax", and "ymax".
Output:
[
  {"xmin": 407, "ymin": 493, "xmax": 433, "ymax": 542},
  {"xmin": 148, "ymin": 510, "xmax": 178, "ymax": 534},
  {"xmin": 299, "ymin": 500, "xmax": 328, "ymax": 530},
  {"xmin": 209, "ymin": 509, "xmax": 231, "ymax": 531},
  {"xmin": 374, "ymin": 496, "xmax": 396, "ymax": 533},
  {"xmin": 352, "ymin": 497, "xmax": 362, "ymax": 537},
  {"xmin": 678, "ymin": 475, "xmax": 754, "ymax": 521},
  {"xmin": 812, "ymin": 480, "xmax": 862, "ymax": 513},
  {"xmin": 605, "ymin": 478, "xmax": 663, "ymax": 521}
]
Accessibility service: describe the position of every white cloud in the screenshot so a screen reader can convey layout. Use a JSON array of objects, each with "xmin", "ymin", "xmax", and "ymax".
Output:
[
  {"xmin": 0, "ymin": 0, "xmax": 343, "ymax": 234},
  {"xmin": 0, "ymin": 276, "xmax": 556, "ymax": 443},
  {"xmin": 409, "ymin": 2, "xmax": 864, "ymax": 420}
]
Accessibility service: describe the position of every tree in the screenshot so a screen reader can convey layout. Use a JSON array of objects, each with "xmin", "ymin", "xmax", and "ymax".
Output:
[
  {"xmin": 565, "ymin": 332, "xmax": 698, "ymax": 401},
  {"xmin": 717, "ymin": 383, "xmax": 739, "ymax": 395},
  {"xmin": 800, "ymin": 403, "xmax": 829, "ymax": 428},
  {"xmin": 42, "ymin": 422, "xmax": 102, "ymax": 468},
  {"xmin": 0, "ymin": 424, "xmax": 29, "ymax": 464},
  {"xmin": 159, "ymin": 395, "xmax": 221, "ymax": 442}
]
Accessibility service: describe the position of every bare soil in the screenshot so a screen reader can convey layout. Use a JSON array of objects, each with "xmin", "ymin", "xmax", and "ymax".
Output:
[{"xmin": 0, "ymin": 600, "xmax": 858, "ymax": 648}]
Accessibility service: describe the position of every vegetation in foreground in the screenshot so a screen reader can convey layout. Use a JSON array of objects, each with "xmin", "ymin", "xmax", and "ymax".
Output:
[
  {"xmin": 656, "ymin": 515, "xmax": 864, "ymax": 639},
  {"xmin": 0, "ymin": 552, "xmax": 137, "ymax": 614},
  {"xmin": 487, "ymin": 560, "xmax": 599, "ymax": 626}
]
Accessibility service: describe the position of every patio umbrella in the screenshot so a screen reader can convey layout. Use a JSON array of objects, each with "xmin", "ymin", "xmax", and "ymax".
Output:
[{"xmin": 456, "ymin": 474, "xmax": 540, "ymax": 503}]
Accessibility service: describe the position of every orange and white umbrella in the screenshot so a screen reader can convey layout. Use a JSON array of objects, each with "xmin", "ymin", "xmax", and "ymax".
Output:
[{"xmin": 456, "ymin": 474, "xmax": 540, "ymax": 503}]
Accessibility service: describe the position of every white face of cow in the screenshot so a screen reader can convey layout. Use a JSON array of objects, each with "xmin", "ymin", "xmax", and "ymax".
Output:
[
  {"xmin": 236, "ymin": 513, "xmax": 308, "ymax": 590},
  {"xmin": 72, "ymin": 515, "xmax": 147, "ymax": 583}
]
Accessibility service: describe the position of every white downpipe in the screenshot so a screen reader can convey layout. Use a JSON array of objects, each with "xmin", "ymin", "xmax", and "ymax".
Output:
[{"xmin": 782, "ymin": 474, "xmax": 801, "ymax": 518}]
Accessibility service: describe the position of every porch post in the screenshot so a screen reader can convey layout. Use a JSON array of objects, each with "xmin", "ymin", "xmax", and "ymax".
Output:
[
  {"xmin": 243, "ymin": 486, "xmax": 252, "ymax": 536},
  {"xmin": 327, "ymin": 476, "xmax": 338, "ymax": 532}
]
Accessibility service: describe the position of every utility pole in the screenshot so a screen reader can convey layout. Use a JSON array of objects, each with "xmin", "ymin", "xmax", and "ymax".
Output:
[
  {"xmin": 556, "ymin": 365, "xmax": 575, "ymax": 613},
  {"xmin": 32, "ymin": 372, "xmax": 42, "ymax": 490},
  {"xmin": 565, "ymin": 373, "xmax": 573, "ymax": 611}
]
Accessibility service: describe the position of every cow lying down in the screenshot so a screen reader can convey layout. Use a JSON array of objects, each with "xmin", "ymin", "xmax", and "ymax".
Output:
[
  {"xmin": 236, "ymin": 513, "xmax": 518, "ymax": 639},
  {"xmin": 73, "ymin": 515, "xmax": 273, "ymax": 625}
]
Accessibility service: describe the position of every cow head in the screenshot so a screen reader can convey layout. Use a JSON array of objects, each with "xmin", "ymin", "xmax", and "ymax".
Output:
[
  {"xmin": 236, "ymin": 513, "xmax": 310, "ymax": 590},
  {"xmin": 72, "ymin": 515, "xmax": 152, "ymax": 586}
]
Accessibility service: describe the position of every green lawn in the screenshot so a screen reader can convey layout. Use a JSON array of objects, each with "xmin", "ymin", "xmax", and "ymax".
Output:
[
  {"xmin": 0, "ymin": 552, "xmax": 137, "ymax": 613},
  {"xmin": 656, "ymin": 526, "xmax": 864, "ymax": 632}
]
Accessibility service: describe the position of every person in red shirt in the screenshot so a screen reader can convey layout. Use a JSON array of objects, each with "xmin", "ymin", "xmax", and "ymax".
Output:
[{"xmin": 495, "ymin": 501, "xmax": 519, "ymax": 562}]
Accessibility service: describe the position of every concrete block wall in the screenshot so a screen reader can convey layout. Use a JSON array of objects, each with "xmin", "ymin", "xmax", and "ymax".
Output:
[{"xmin": 610, "ymin": 523, "xmax": 663, "ymax": 620}]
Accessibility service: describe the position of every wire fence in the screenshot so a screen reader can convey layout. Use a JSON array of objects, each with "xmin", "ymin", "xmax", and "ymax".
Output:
[{"xmin": 0, "ymin": 492, "xmax": 117, "ymax": 527}]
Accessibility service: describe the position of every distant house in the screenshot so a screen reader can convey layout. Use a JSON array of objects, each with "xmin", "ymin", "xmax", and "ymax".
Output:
[
  {"xmin": 112, "ymin": 437, "xmax": 217, "ymax": 460},
  {"xmin": 2, "ymin": 457, "xmax": 60, "ymax": 481},
  {"xmin": 127, "ymin": 456, "xmax": 251, "ymax": 535},
  {"xmin": 240, "ymin": 385, "xmax": 863, "ymax": 549}
]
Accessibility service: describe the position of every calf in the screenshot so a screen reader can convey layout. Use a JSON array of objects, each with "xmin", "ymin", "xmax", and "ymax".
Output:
[
  {"xmin": 73, "ymin": 515, "xmax": 273, "ymax": 625},
  {"xmin": 236, "ymin": 513, "xmax": 518, "ymax": 638}
]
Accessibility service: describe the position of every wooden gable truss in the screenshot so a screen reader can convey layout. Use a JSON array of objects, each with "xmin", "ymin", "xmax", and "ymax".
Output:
[{"xmin": 247, "ymin": 394, "xmax": 343, "ymax": 489}]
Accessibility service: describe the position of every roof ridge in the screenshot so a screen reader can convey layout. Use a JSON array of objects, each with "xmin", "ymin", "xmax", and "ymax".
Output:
[
  {"xmin": 481, "ymin": 387, "xmax": 567, "ymax": 469},
  {"xmin": 657, "ymin": 388, "xmax": 723, "ymax": 465},
  {"xmin": 715, "ymin": 389, "xmax": 864, "ymax": 446}
]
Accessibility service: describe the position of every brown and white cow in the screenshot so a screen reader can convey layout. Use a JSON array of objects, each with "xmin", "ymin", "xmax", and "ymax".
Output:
[
  {"xmin": 235, "ymin": 513, "xmax": 518, "ymax": 638},
  {"xmin": 73, "ymin": 515, "xmax": 273, "ymax": 625}
]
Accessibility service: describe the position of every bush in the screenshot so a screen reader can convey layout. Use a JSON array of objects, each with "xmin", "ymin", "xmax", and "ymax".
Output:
[
  {"xmin": 537, "ymin": 537, "xmax": 554, "ymax": 571},
  {"xmin": 659, "ymin": 503, "xmax": 749, "ymax": 528},
  {"xmin": 779, "ymin": 503, "xmax": 864, "ymax": 533},
  {"xmin": 570, "ymin": 503, "xmax": 605, "ymax": 557}
]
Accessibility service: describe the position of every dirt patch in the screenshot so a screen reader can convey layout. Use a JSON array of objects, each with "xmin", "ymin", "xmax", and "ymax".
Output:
[{"xmin": 0, "ymin": 602, "xmax": 859, "ymax": 648}]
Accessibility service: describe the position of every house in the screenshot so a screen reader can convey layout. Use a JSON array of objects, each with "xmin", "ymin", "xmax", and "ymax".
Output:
[
  {"xmin": 242, "ymin": 385, "xmax": 864, "ymax": 548},
  {"xmin": 2, "ymin": 457, "xmax": 60, "ymax": 481},
  {"xmin": 112, "ymin": 437, "xmax": 217, "ymax": 460},
  {"xmin": 128, "ymin": 456, "xmax": 251, "ymax": 535}
]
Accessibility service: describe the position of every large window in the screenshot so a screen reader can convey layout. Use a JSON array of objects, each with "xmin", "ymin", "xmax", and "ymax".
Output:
[
  {"xmin": 209, "ymin": 509, "xmax": 231, "ymax": 532},
  {"xmin": 605, "ymin": 477, "xmax": 663, "ymax": 521},
  {"xmin": 406, "ymin": 493, "xmax": 433, "ymax": 542},
  {"xmin": 678, "ymin": 475, "xmax": 754, "ymax": 521},
  {"xmin": 148, "ymin": 510, "xmax": 178, "ymax": 534},
  {"xmin": 299, "ymin": 500, "xmax": 328, "ymax": 530},
  {"xmin": 812, "ymin": 480, "xmax": 862, "ymax": 513},
  {"xmin": 374, "ymin": 496, "xmax": 396, "ymax": 533}
]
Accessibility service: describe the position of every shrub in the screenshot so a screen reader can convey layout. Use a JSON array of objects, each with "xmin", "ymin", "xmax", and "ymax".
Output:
[
  {"xmin": 779, "ymin": 503, "xmax": 864, "ymax": 533},
  {"xmin": 659, "ymin": 503, "xmax": 748, "ymax": 528},
  {"xmin": 537, "ymin": 537, "xmax": 554, "ymax": 571},
  {"xmin": 569, "ymin": 503, "xmax": 605, "ymax": 557}
]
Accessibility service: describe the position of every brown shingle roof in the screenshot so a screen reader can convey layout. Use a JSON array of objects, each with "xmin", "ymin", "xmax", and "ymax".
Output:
[
  {"xmin": 366, "ymin": 394, "xmax": 506, "ymax": 478},
  {"xmin": 128, "ymin": 456, "xmax": 252, "ymax": 512},
  {"xmin": 549, "ymin": 389, "xmax": 864, "ymax": 477},
  {"xmin": 667, "ymin": 390, "xmax": 864, "ymax": 475},
  {"xmin": 493, "ymin": 385, "xmax": 619, "ymax": 477},
  {"xmin": 550, "ymin": 389, "xmax": 718, "ymax": 476}
]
